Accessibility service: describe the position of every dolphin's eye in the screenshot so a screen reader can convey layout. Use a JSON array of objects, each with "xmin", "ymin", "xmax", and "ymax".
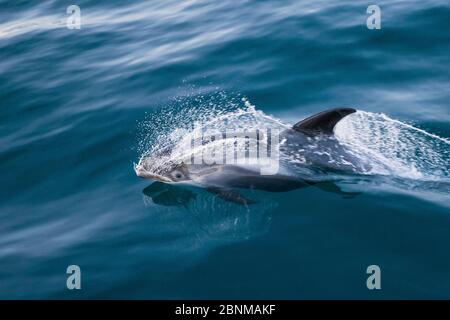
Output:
[{"xmin": 171, "ymin": 170, "xmax": 184, "ymax": 180}]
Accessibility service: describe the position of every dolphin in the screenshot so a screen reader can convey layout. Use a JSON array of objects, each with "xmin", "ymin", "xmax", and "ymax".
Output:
[{"xmin": 135, "ymin": 108, "xmax": 362, "ymax": 204}]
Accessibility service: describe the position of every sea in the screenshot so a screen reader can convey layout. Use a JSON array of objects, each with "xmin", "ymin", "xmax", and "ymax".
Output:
[{"xmin": 0, "ymin": 0, "xmax": 449, "ymax": 299}]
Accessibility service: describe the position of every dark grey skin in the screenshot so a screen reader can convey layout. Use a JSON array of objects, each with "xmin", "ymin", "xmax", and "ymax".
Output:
[{"xmin": 135, "ymin": 108, "xmax": 362, "ymax": 204}]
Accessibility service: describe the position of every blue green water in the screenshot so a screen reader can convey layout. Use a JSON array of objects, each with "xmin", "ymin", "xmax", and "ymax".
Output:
[{"xmin": 1, "ymin": 0, "xmax": 449, "ymax": 299}]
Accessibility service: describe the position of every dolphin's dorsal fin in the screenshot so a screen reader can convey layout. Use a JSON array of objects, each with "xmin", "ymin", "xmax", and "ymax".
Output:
[{"xmin": 293, "ymin": 108, "xmax": 356, "ymax": 135}]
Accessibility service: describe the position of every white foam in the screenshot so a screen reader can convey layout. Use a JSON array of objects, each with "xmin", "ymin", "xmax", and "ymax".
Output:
[
  {"xmin": 335, "ymin": 111, "xmax": 450, "ymax": 181},
  {"xmin": 137, "ymin": 94, "xmax": 289, "ymax": 173}
]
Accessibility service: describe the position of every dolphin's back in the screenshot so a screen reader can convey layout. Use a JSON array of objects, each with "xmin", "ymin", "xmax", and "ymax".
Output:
[{"xmin": 279, "ymin": 108, "xmax": 370, "ymax": 173}]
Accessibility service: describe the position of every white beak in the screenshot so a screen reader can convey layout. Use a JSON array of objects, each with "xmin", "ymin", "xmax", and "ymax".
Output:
[{"xmin": 134, "ymin": 163, "xmax": 172, "ymax": 182}]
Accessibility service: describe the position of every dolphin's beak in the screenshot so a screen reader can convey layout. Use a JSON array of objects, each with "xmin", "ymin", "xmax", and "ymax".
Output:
[{"xmin": 134, "ymin": 163, "xmax": 172, "ymax": 183}]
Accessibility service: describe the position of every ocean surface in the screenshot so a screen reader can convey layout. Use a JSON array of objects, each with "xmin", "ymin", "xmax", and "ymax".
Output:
[{"xmin": 1, "ymin": 0, "xmax": 449, "ymax": 299}]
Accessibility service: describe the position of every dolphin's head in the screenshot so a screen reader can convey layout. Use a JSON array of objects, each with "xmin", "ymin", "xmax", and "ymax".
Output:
[{"xmin": 134, "ymin": 160, "xmax": 191, "ymax": 184}]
